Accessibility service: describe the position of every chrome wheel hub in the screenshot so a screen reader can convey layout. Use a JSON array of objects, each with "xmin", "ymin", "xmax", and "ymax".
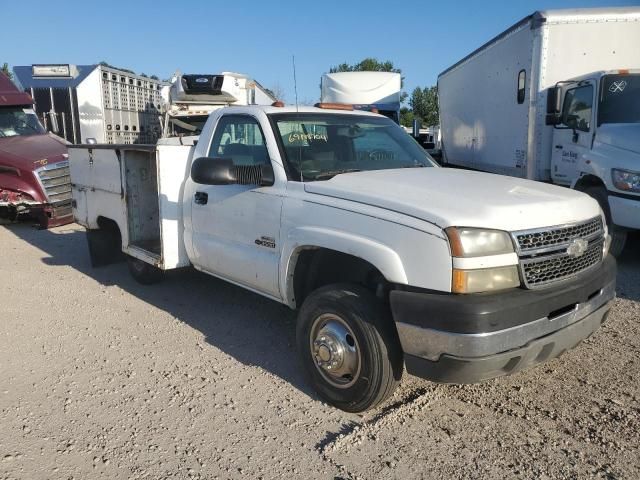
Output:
[{"xmin": 310, "ymin": 314, "xmax": 360, "ymax": 388}]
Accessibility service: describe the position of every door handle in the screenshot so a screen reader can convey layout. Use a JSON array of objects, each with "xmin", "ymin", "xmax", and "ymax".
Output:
[
  {"xmin": 555, "ymin": 145, "xmax": 563, "ymax": 149},
  {"xmin": 194, "ymin": 191, "xmax": 208, "ymax": 205}
]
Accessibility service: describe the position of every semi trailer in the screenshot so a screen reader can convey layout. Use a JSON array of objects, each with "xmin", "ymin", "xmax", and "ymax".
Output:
[
  {"xmin": 438, "ymin": 7, "xmax": 640, "ymax": 255},
  {"xmin": 320, "ymin": 72, "xmax": 402, "ymax": 123},
  {"xmin": 69, "ymin": 103, "xmax": 615, "ymax": 412},
  {"xmin": 13, "ymin": 64, "xmax": 168, "ymax": 144}
]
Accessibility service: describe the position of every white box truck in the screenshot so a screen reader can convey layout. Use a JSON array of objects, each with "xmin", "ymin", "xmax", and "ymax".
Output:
[
  {"xmin": 68, "ymin": 104, "xmax": 615, "ymax": 412},
  {"xmin": 438, "ymin": 7, "xmax": 640, "ymax": 255},
  {"xmin": 320, "ymin": 72, "xmax": 402, "ymax": 123},
  {"xmin": 162, "ymin": 72, "xmax": 275, "ymax": 138}
]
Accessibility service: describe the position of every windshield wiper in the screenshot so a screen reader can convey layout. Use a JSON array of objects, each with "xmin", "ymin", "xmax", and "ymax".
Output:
[{"xmin": 311, "ymin": 169, "xmax": 362, "ymax": 180}]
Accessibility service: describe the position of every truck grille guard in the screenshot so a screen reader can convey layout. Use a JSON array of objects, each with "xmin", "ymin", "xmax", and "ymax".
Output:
[
  {"xmin": 35, "ymin": 161, "xmax": 73, "ymax": 218},
  {"xmin": 512, "ymin": 217, "xmax": 605, "ymax": 289}
]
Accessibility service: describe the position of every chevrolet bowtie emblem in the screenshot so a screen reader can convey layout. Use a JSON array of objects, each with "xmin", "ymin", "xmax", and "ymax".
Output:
[{"xmin": 567, "ymin": 238, "xmax": 589, "ymax": 258}]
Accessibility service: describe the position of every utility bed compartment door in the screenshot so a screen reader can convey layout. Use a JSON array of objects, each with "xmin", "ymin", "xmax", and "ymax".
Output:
[
  {"xmin": 68, "ymin": 147, "xmax": 126, "ymax": 230},
  {"xmin": 70, "ymin": 148, "xmax": 123, "ymax": 194}
]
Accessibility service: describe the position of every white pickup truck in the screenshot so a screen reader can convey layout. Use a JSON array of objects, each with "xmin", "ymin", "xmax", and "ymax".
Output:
[{"xmin": 69, "ymin": 104, "xmax": 616, "ymax": 412}]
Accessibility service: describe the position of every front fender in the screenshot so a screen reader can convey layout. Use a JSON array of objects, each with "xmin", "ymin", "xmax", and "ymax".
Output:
[
  {"xmin": 0, "ymin": 170, "xmax": 46, "ymax": 203},
  {"xmin": 280, "ymin": 226, "xmax": 409, "ymax": 308}
]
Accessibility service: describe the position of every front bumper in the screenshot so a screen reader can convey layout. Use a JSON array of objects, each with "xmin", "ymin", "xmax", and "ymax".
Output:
[
  {"xmin": 391, "ymin": 256, "xmax": 616, "ymax": 383},
  {"xmin": 0, "ymin": 200, "xmax": 73, "ymax": 228},
  {"xmin": 609, "ymin": 192, "xmax": 640, "ymax": 229}
]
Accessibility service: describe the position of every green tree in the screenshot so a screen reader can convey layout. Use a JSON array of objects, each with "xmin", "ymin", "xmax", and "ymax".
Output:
[
  {"xmin": 1, "ymin": 63, "xmax": 12, "ymax": 80},
  {"xmin": 399, "ymin": 107, "xmax": 414, "ymax": 128},
  {"xmin": 329, "ymin": 58, "xmax": 400, "ymax": 74},
  {"xmin": 410, "ymin": 86, "xmax": 439, "ymax": 127},
  {"xmin": 329, "ymin": 57, "xmax": 408, "ymax": 103}
]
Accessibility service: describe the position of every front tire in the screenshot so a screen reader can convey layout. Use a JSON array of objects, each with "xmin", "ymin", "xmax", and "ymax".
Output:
[
  {"xmin": 127, "ymin": 255, "xmax": 164, "ymax": 285},
  {"xmin": 296, "ymin": 284, "xmax": 402, "ymax": 413},
  {"xmin": 584, "ymin": 186, "xmax": 627, "ymax": 257}
]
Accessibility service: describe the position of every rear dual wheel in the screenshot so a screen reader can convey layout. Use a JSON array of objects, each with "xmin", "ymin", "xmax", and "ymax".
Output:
[{"xmin": 127, "ymin": 255, "xmax": 164, "ymax": 285}]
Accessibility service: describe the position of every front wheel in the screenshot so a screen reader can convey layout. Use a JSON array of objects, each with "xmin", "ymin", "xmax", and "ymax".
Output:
[
  {"xmin": 127, "ymin": 255, "xmax": 164, "ymax": 285},
  {"xmin": 583, "ymin": 186, "xmax": 627, "ymax": 257},
  {"xmin": 296, "ymin": 284, "xmax": 402, "ymax": 413}
]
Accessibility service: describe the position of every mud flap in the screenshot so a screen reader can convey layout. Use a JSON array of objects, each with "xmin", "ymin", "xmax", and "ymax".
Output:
[{"xmin": 86, "ymin": 228, "xmax": 124, "ymax": 267}]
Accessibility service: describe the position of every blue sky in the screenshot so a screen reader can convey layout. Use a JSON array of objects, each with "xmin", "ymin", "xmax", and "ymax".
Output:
[{"xmin": 1, "ymin": 0, "xmax": 633, "ymax": 104}]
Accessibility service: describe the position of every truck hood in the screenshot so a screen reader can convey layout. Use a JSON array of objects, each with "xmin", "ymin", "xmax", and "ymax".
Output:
[
  {"xmin": 304, "ymin": 168, "xmax": 600, "ymax": 232},
  {"xmin": 596, "ymin": 124, "xmax": 640, "ymax": 155},
  {"xmin": 0, "ymin": 133, "xmax": 68, "ymax": 170}
]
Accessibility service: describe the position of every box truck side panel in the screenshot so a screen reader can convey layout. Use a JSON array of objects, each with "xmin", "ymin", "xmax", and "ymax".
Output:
[
  {"xmin": 439, "ymin": 24, "xmax": 534, "ymax": 177},
  {"xmin": 534, "ymin": 12, "xmax": 640, "ymax": 181}
]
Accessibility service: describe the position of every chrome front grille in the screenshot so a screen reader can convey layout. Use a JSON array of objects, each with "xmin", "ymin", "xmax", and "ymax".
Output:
[
  {"xmin": 521, "ymin": 239, "xmax": 604, "ymax": 287},
  {"xmin": 36, "ymin": 161, "xmax": 73, "ymax": 209},
  {"xmin": 516, "ymin": 216, "xmax": 603, "ymax": 253},
  {"xmin": 514, "ymin": 217, "xmax": 605, "ymax": 289}
]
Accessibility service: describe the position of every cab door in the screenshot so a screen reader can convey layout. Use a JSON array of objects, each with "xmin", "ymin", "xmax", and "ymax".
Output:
[
  {"xmin": 551, "ymin": 82, "xmax": 596, "ymax": 185},
  {"xmin": 188, "ymin": 114, "xmax": 283, "ymax": 298}
]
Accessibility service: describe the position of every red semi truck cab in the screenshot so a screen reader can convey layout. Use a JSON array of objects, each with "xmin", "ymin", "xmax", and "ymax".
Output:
[{"xmin": 0, "ymin": 72, "xmax": 72, "ymax": 228}]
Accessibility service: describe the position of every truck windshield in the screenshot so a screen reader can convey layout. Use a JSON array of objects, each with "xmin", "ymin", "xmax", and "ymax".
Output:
[
  {"xmin": 0, "ymin": 107, "xmax": 46, "ymax": 138},
  {"xmin": 599, "ymin": 74, "xmax": 640, "ymax": 125},
  {"xmin": 166, "ymin": 115, "xmax": 209, "ymax": 137},
  {"xmin": 271, "ymin": 113, "xmax": 435, "ymax": 181}
]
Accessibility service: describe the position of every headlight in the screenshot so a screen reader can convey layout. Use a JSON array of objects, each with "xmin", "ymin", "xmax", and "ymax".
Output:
[
  {"xmin": 446, "ymin": 227, "xmax": 519, "ymax": 293},
  {"xmin": 612, "ymin": 169, "xmax": 640, "ymax": 193},
  {"xmin": 452, "ymin": 266, "xmax": 520, "ymax": 294},
  {"xmin": 445, "ymin": 227, "xmax": 515, "ymax": 257}
]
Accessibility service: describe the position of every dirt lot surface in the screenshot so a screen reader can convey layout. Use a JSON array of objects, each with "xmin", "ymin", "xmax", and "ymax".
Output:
[{"xmin": 1, "ymin": 223, "xmax": 639, "ymax": 480}]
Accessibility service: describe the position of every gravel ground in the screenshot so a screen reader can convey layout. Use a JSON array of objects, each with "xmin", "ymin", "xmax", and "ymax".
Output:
[{"xmin": 0, "ymin": 223, "xmax": 638, "ymax": 480}]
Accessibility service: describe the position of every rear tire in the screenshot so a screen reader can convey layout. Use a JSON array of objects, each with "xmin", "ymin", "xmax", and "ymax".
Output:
[
  {"xmin": 296, "ymin": 284, "xmax": 402, "ymax": 413},
  {"xmin": 583, "ymin": 186, "xmax": 627, "ymax": 257},
  {"xmin": 127, "ymin": 255, "xmax": 164, "ymax": 284}
]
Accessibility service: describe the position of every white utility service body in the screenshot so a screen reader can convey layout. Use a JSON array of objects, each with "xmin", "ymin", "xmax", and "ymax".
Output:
[
  {"xmin": 438, "ymin": 7, "xmax": 640, "ymax": 254},
  {"xmin": 69, "ymin": 105, "xmax": 616, "ymax": 412}
]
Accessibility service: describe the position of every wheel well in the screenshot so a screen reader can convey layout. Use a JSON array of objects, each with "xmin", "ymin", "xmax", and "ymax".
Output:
[
  {"xmin": 292, "ymin": 248, "xmax": 389, "ymax": 307},
  {"xmin": 96, "ymin": 216, "xmax": 123, "ymax": 248},
  {"xmin": 574, "ymin": 174, "xmax": 605, "ymax": 192}
]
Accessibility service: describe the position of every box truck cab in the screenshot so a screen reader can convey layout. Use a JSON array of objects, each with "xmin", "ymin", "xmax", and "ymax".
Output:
[
  {"xmin": 0, "ymin": 72, "xmax": 71, "ymax": 227},
  {"xmin": 69, "ymin": 104, "xmax": 615, "ymax": 412},
  {"xmin": 438, "ymin": 8, "xmax": 640, "ymax": 256},
  {"xmin": 547, "ymin": 70, "xmax": 640, "ymax": 254}
]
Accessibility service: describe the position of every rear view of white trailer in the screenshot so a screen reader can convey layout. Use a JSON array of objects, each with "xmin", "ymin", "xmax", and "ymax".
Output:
[
  {"xmin": 438, "ymin": 8, "xmax": 640, "ymax": 255},
  {"xmin": 321, "ymin": 72, "xmax": 402, "ymax": 123}
]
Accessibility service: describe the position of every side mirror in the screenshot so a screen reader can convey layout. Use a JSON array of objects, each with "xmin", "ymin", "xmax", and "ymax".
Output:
[
  {"xmin": 191, "ymin": 157, "xmax": 275, "ymax": 187},
  {"xmin": 48, "ymin": 111, "xmax": 60, "ymax": 134},
  {"xmin": 545, "ymin": 87, "xmax": 561, "ymax": 125}
]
